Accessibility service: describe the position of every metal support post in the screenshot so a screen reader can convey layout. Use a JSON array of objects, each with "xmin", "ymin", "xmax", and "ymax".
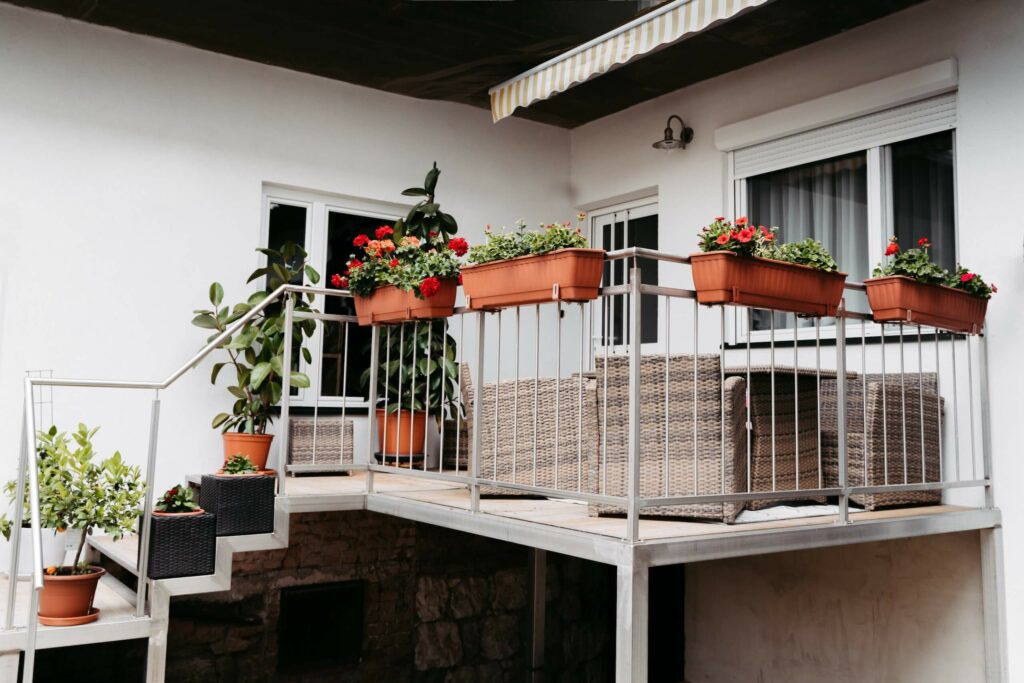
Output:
[
  {"xmin": 980, "ymin": 527, "xmax": 1008, "ymax": 682},
  {"xmin": 529, "ymin": 549, "xmax": 546, "ymax": 683},
  {"xmin": 615, "ymin": 556, "xmax": 649, "ymax": 683},
  {"xmin": 470, "ymin": 313, "xmax": 486, "ymax": 512},
  {"xmin": 835, "ymin": 300, "xmax": 850, "ymax": 525},
  {"xmin": 135, "ymin": 394, "xmax": 161, "ymax": 617},
  {"xmin": 366, "ymin": 325, "xmax": 381, "ymax": 493},
  {"xmin": 626, "ymin": 266, "xmax": 643, "ymax": 542}
]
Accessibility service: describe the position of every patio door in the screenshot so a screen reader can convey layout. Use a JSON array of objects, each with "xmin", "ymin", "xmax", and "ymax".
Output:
[{"xmin": 589, "ymin": 199, "xmax": 658, "ymax": 359}]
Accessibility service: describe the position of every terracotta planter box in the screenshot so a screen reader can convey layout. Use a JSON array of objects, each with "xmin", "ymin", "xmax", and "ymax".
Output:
[
  {"xmin": 690, "ymin": 251, "xmax": 848, "ymax": 316},
  {"xmin": 461, "ymin": 248, "xmax": 605, "ymax": 310},
  {"xmin": 864, "ymin": 275, "xmax": 988, "ymax": 334},
  {"xmin": 354, "ymin": 280, "xmax": 457, "ymax": 326},
  {"xmin": 222, "ymin": 432, "xmax": 273, "ymax": 470}
]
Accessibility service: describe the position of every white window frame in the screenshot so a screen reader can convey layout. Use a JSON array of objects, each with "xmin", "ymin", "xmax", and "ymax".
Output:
[
  {"xmin": 589, "ymin": 197, "xmax": 660, "ymax": 356},
  {"xmin": 260, "ymin": 184, "xmax": 409, "ymax": 408},
  {"xmin": 715, "ymin": 60, "xmax": 960, "ymax": 344}
]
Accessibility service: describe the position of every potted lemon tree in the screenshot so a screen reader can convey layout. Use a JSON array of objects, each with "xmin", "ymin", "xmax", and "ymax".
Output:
[{"xmin": 33, "ymin": 425, "xmax": 145, "ymax": 626}]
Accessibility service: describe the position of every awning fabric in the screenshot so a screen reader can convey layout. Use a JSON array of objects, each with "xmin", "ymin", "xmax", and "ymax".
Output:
[{"xmin": 489, "ymin": 0, "xmax": 770, "ymax": 123}]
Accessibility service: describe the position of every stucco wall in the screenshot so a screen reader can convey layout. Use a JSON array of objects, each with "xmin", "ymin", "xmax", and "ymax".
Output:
[
  {"xmin": 685, "ymin": 532, "xmax": 986, "ymax": 682},
  {"xmin": 569, "ymin": 0, "xmax": 1022, "ymax": 673}
]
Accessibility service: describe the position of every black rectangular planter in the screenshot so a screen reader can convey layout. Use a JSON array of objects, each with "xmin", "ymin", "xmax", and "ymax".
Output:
[
  {"xmin": 199, "ymin": 474, "xmax": 276, "ymax": 536},
  {"xmin": 147, "ymin": 512, "xmax": 217, "ymax": 580}
]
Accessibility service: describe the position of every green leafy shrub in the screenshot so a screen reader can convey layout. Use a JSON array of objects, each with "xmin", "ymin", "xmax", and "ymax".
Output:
[
  {"xmin": 154, "ymin": 484, "xmax": 199, "ymax": 514},
  {"xmin": 192, "ymin": 242, "xmax": 317, "ymax": 435},
  {"xmin": 394, "ymin": 162, "xmax": 459, "ymax": 242},
  {"xmin": 872, "ymin": 236, "xmax": 948, "ymax": 285},
  {"xmin": 360, "ymin": 320, "xmax": 460, "ymax": 416},
  {"xmin": 468, "ymin": 215, "xmax": 589, "ymax": 265},
  {"xmin": 223, "ymin": 454, "xmax": 259, "ymax": 475},
  {"xmin": 762, "ymin": 238, "xmax": 840, "ymax": 272}
]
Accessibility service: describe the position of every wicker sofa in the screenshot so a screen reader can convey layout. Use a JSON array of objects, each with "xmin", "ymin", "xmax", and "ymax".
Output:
[{"xmin": 819, "ymin": 373, "xmax": 943, "ymax": 509}]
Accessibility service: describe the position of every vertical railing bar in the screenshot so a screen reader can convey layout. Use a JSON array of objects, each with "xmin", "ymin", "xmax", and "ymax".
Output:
[
  {"xmin": 601, "ymin": 297, "xmax": 609, "ymax": 495},
  {"xmin": 934, "ymin": 329, "xmax": 943, "ymax": 483},
  {"xmin": 966, "ymin": 334, "xmax": 978, "ymax": 481},
  {"xmin": 577, "ymin": 303, "xmax": 585, "ymax": 493},
  {"xmin": 439, "ymin": 321, "xmax": 447, "ymax": 474},
  {"xmin": 836, "ymin": 300, "xmax": 849, "ymax": 525},
  {"xmin": 381, "ymin": 326, "xmax": 391, "ymax": 468},
  {"xmin": 423, "ymin": 321, "xmax": 432, "ymax": 472},
  {"xmin": 367, "ymin": 325, "xmax": 381, "ymax": 492},
  {"xmin": 770, "ymin": 312, "xmax": 776, "ymax": 492},
  {"xmin": 692, "ymin": 302, "xmax": 699, "ymax": 496},
  {"xmin": 626, "ymin": 266, "xmax": 643, "ymax": 542},
  {"xmin": 899, "ymin": 322, "xmax": 907, "ymax": 484},
  {"xmin": 815, "ymin": 319, "xmax": 822, "ymax": 489},
  {"xmin": 340, "ymin": 321, "xmax": 350, "ymax": 469},
  {"xmin": 793, "ymin": 316, "xmax": 800, "ymax": 491},
  {"xmin": 395, "ymin": 324, "xmax": 405, "ymax": 468},
  {"xmin": 861, "ymin": 323, "xmax": 868, "ymax": 487},
  {"xmin": 311, "ymin": 321, "xmax": 320, "ymax": 468},
  {"xmin": 21, "ymin": 380, "xmax": 42, "ymax": 683},
  {"xmin": 917, "ymin": 325, "xmax": 925, "ymax": 483},
  {"xmin": 456, "ymin": 318, "xmax": 465, "ymax": 476},
  {"xmin": 410, "ymin": 321, "xmax": 418, "ymax": 461},
  {"xmin": 719, "ymin": 307, "xmax": 726, "ymax": 493},
  {"xmin": 4, "ymin": 413, "xmax": 27, "ymax": 630},
  {"xmin": 279, "ymin": 295, "xmax": 295, "ymax": 493},
  {"xmin": 880, "ymin": 323, "xmax": 889, "ymax": 485},
  {"xmin": 977, "ymin": 326, "xmax": 995, "ymax": 508},
  {"xmin": 534, "ymin": 305, "xmax": 541, "ymax": 488},
  {"xmin": 663, "ymin": 297, "xmax": 670, "ymax": 498},
  {"xmin": 513, "ymin": 307, "xmax": 520, "ymax": 483},
  {"xmin": 555, "ymin": 302, "xmax": 562, "ymax": 490},
  {"xmin": 747, "ymin": 312, "xmax": 753, "ymax": 493},
  {"xmin": 134, "ymin": 393, "xmax": 161, "ymax": 617},
  {"xmin": 951, "ymin": 331, "xmax": 961, "ymax": 481},
  {"xmin": 470, "ymin": 313, "xmax": 486, "ymax": 512},
  {"xmin": 494, "ymin": 311, "xmax": 502, "ymax": 479}
]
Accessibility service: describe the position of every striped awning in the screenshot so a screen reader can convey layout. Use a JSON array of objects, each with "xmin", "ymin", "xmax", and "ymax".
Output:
[{"xmin": 489, "ymin": 0, "xmax": 771, "ymax": 123}]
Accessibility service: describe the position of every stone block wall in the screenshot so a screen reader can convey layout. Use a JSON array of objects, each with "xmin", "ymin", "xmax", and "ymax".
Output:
[{"xmin": 164, "ymin": 510, "xmax": 614, "ymax": 682}]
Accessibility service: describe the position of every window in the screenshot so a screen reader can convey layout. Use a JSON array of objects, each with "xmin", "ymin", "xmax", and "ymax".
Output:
[
  {"xmin": 262, "ymin": 188, "xmax": 407, "ymax": 407},
  {"xmin": 730, "ymin": 92, "xmax": 958, "ymax": 338},
  {"xmin": 590, "ymin": 200, "xmax": 658, "ymax": 346}
]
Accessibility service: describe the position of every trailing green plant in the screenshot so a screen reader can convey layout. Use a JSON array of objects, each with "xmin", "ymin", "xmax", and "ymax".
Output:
[
  {"xmin": 762, "ymin": 238, "xmax": 840, "ymax": 272},
  {"xmin": 223, "ymin": 454, "xmax": 259, "ymax": 475},
  {"xmin": 192, "ymin": 242, "xmax": 318, "ymax": 435},
  {"xmin": 394, "ymin": 162, "xmax": 459, "ymax": 242},
  {"xmin": 468, "ymin": 214, "xmax": 589, "ymax": 265},
  {"xmin": 360, "ymin": 319, "xmax": 460, "ymax": 417},
  {"xmin": 698, "ymin": 216, "xmax": 777, "ymax": 256},
  {"xmin": 872, "ymin": 236, "xmax": 948, "ymax": 285},
  {"xmin": 1, "ymin": 425, "xmax": 145, "ymax": 574},
  {"xmin": 154, "ymin": 484, "xmax": 199, "ymax": 514}
]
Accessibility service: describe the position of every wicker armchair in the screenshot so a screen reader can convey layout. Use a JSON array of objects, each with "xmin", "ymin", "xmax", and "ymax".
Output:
[
  {"xmin": 458, "ymin": 363, "xmax": 600, "ymax": 495},
  {"xmin": 820, "ymin": 373, "xmax": 943, "ymax": 509},
  {"xmin": 588, "ymin": 355, "xmax": 748, "ymax": 523}
]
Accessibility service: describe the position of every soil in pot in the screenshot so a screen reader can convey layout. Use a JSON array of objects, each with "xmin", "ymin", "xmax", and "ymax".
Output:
[
  {"xmin": 864, "ymin": 275, "xmax": 988, "ymax": 334},
  {"xmin": 38, "ymin": 565, "xmax": 105, "ymax": 626},
  {"xmin": 222, "ymin": 432, "xmax": 274, "ymax": 470},
  {"xmin": 376, "ymin": 408, "xmax": 427, "ymax": 456},
  {"xmin": 354, "ymin": 280, "xmax": 458, "ymax": 326},
  {"xmin": 461, "ymin": 248, "xmax": 605, "ymax": 310},
  {"xmin": 690, "ymin": 251, "xmax": 848, "ymax": 316}
]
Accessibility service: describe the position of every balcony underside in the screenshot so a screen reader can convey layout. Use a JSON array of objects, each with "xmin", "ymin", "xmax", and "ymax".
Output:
[{"xmin": 275, "ymin": 472, "xmax": 999, "ymax": 567}]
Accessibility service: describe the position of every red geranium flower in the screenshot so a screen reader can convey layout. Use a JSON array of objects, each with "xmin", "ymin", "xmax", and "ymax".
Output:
[
  {"xmin": 389, "ymin": 258, "xmax": 399, "ymax": 268},
  {"xmin": 330, "ymin": 273, "xmax": 343, "ymax": 288},
  {"xmin": 885, "ymin": 241, "xmax": 899, "ymax": 256},
  {"xmin": 715, "ymin": 233, "xmax": 730, "ymax": 245},
  {"xmin": 960, "ymin": 272, "xmax": 975, "ymax": 283},
  {"xmin": 348, "ymin": 259, "xmax": 363, "ymax": 270},
  {"xmin": 353, "ymin": 234, "xmax": 370, "ymax": 248},
  {"xmin": 714, "ymin": 216, "xmax": 725, "ymax": 222},
  {"xmin": 917, "ymin": 237, "xmax": 930, "ymax": 247},
  {"xmin": 420, "ymin": 276, "xmax": 441, "ymax": 298},
  {"xmin": 448, "ymin": 237, "xmax": 469, "ymax": 257},
  {"xmin": 375, "ymin": 225, "xmax": 394, "ymax": 240}
]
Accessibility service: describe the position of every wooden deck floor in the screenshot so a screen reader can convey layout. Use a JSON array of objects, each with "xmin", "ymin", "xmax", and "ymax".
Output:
[{"xmin": 282, "ymin": 471, "xmax": 973, "ymax": 542}]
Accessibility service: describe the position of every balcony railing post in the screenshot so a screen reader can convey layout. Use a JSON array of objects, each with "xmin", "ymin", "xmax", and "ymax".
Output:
[
  {"xmin": 278, "ymin": 294, "xmax": 295, "ymax": 495},
  {"xmin": 470, "ymin": 313, "xmax": 486, "ymax": 513},
  {"xmin": 978, "ymin": 325, "xmax": 995, "ymax": 509},
  {"xmin": 835, "ymin": 300, "xmax": 850, "ymax": 525},
  {"xmin": 134, "ymin": 393, "xmax": 161, "ymax": 617},
  {"xmin": 366, "ymin": 325, "xmax": 381, "ymax": 493},
  {"xmin": 4, "ymin": 410, "xmax": 27, "ymax": 630},
  {"xmin": 22, "ymin": 377, "xmax": 43, "ymax": 682},
  {"xmin": 626, "ymin": 265, "xmax": 643, "ymax": 542}
]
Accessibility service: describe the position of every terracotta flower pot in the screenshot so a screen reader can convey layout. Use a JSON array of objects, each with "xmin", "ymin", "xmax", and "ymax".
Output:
[
  {"xmin": 222, "ymin": 432, "xmax": 274, "ymax": 470},
  {"xmin": 864, "ymin": 275, "xmax": 988, "ymax": 334},
  {"xmin": 461, "ymin": 248, "xmax": 606, "ymax": 310},
  {"xmin": 376, "ymin": 408, "xmax": 427, "ymax": 456},
  {"xmin": 38, "ymin": 566, "xmax": 105, "ymax": 626},
  {"xmin": 354, "ymin": 280, "xmax": 457, "ymax": 326},
  {"xmin": 690, "ymin": 251, "xmax": 848, "ymax": 316}
]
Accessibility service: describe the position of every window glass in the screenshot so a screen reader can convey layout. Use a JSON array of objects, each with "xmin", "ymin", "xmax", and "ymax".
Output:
[
  {"xmin": 890, "ymin": 130, "xmax": 956, "ymax": 271},
  {"xmin": 748, "ymin": 151, "xmax": 868, "ymax": 330},
  {"xmin": 267, "ymin": 202, "xmax": 307, "ymax": 287},
  {"xmin": 599, "ymin": 211, "xmax": 658, "ymax": 345}
]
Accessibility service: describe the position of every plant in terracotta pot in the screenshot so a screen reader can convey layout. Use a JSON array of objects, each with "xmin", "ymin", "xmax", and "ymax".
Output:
[
  {"xmin": 192, "ymin": 242, "xmax": 318, "ymax": 470},
  {"xmin": 865, "ymin": 236, "xmax": 996, "ymax": 333},
  {"xmin": 461, "ymin": 213, "xmax": 605, "ymax": 310},
  {"xmin": 32, "ymin": 425, "xmax": 145, "ymax": 626},
  {"xmin": 690, "ymin": 217, "xmax": 848, "ymax": 316},
  {"xmin": 337, "ymin": 164, "xmax": 462, "ymax": 325},
  {"xmin": 360, "ymin": 320, "xmax": 460, "ymax": 463},
  {"xmin": 199, "ymin": 455, "xmax": 276, "ymax": 536},
  {"xmin": 147, "ymin": 484, "xmax": 216, "ymax": 579},
  {"xmin": 0, "ymin": 427, "xmax": 71, "ymax": 577}
]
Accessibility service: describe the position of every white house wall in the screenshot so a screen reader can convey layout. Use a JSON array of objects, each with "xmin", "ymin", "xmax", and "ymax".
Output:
[
  {"xmin": 0, "ymin": 5, "xmax": 571, "ymax": 492},
  {"xmin": 569, "ymin": 0, "xmax": 1023, "ymax": 676}
]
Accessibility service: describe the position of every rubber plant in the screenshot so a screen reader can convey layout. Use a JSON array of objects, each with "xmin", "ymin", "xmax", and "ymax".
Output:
[{"xmin": 192, "ymin": 241, "xmax": 319, "ymax": 468}]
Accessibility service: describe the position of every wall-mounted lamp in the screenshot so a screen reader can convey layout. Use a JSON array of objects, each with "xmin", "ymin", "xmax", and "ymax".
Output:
[{"xmin": 652, "ymin": 115, "xmax": 694, "ymax": 151}]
